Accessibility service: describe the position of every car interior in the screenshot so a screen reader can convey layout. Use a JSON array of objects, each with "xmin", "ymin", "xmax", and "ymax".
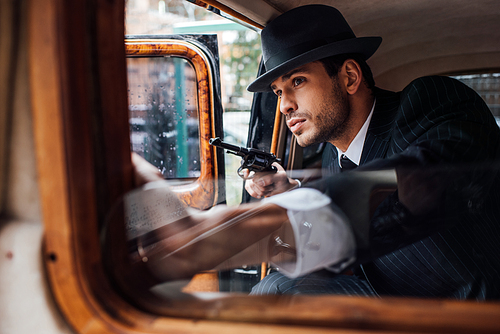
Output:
[{"xmin": 1, "ymin": 0, "xmax": 500, "ymax": 333}]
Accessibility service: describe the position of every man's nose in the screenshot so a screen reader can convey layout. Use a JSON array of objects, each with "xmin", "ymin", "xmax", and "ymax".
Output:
[{"xmin": 279, "ymin": 94, "xmax": 297, "ymax": 115}]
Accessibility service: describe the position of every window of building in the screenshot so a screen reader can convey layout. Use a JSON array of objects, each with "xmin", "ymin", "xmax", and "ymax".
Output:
[{"xmin": 452, "ymin": 72, "xmax": 500, "ymax": 126}]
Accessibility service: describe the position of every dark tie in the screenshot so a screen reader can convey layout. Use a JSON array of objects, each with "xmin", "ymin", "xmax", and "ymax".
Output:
[{"xmin": 340, "ymin": 154, "xmax": 357, "ymax": 172}]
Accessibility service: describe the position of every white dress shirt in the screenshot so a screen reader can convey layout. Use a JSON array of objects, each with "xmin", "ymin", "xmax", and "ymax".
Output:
[{"xmin": 337, "ymin": 100, "xmax": 376, "ymax": 166}]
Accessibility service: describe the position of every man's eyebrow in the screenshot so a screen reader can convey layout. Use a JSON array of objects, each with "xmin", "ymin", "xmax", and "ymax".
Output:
[
  {"xmin": 282, "ymin": 67, "xmax": 309, "ymax": 82},
  {"xmin": 271, "ymin": 66, "xmax": 310, "ymax": 90}
]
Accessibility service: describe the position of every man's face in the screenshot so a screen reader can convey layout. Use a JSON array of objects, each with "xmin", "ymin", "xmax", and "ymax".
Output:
[{"xmin": 270, "ymin": 61, "xmax": 352, "ymax": 147}]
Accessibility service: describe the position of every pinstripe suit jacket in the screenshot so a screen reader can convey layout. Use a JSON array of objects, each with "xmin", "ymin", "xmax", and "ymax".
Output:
[{"xmin": 319, "ymin": 76, "xmax": 500, "ymax": 300}]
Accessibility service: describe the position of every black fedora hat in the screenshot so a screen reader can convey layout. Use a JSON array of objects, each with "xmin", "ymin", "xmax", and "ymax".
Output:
[{"xmin": 247, "ymin": 5, "xmax": 382, "ymax": 92}]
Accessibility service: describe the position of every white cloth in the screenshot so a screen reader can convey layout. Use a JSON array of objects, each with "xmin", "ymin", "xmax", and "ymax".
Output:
[
  {"xmin": 337, "ymin": 100, "xmax": 375, "ymax": 166},
  {"xmin": 264, "ymin": 188, "xmax": 356, "ymax": 278},
  {"xmin": 124, "ymin": 180, "xmax": 189, "ymax": 240}
]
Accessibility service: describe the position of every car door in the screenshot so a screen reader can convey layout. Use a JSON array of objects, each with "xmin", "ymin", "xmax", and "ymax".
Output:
[{"xmin": 126, "ymin": 35, "xmax": 225, "ymax": 209}]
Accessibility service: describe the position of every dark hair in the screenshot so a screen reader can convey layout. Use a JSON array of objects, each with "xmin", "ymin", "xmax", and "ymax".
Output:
[{"xmin": 318, "ymin": 54, "xmax": 375, "ymax": 91}]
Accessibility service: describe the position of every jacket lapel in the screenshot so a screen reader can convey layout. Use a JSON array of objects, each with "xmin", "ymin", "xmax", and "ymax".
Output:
[
  {"xmin": 322, "ymin": 143, "xmax": 341, "ymax": 176},
  {"xmin": 360, "ymin": 88, "xmax": 400, "ymax": 165}
]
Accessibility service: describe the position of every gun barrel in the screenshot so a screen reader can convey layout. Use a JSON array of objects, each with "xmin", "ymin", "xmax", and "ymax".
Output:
[{"xmin": 209, "ymin": 137, "xmax": 249, "ymax": 156}]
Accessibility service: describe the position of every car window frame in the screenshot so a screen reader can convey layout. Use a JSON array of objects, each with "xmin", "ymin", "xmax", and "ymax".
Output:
[{"xmin": 125, "ymin": 37, "xmax": 222, "ymax": 210}]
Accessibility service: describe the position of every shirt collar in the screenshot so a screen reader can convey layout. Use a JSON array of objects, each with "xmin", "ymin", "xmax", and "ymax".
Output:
[{"xmin": 337, "ymin": 99, "xmax": 376, "ymax": 166}]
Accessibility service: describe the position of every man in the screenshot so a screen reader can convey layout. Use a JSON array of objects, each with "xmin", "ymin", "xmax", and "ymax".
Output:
[
  {"xmin": 131, "ymin": 5, "xmax": 500, "ymax": 299},
  {"xmin": 242, "ymin": 4, "xmax": 500, "ymax": 299}
]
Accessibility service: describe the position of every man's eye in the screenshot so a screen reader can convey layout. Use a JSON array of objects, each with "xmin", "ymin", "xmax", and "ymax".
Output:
[
  {"xmin": 275, "ymin": 90, "xmax": 282, "ymax": 97},
  {"xmin": 293, "ymin": 78, "xmax": 304, "ymax": 87}
]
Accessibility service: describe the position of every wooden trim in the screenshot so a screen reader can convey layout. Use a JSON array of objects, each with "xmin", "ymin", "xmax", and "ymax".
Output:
[
  {"xmin": 29, "ymin": 0, "xmax": 130, "ymax": 331},
  {"xmin": 270, "ymin": 96, "xmax": 282, "ymax": 155},
  {"xmin": 263, "ymin": 96, "xmax": 283, "ymax": 279},
  {"xmin": 0, "ymin": 0, "xmax": 20, "ymax": 213},
  {"xmin": 28, "ymin": 0, "xmax": 500, "ymax": 333},
  {"xmin": 275, "ymin": 111, "xmax": 289, "ymax": 161},
  {"xmin": 286, "ymin": 135, "xmax": 303, "ymax": 171},
  {"xmin": 272, "ymin": 98, "xmax": 303, "ymax": 172},
  {"xmin": 125, "ymin": 40, "xmax": 218, "ymax": 210}
]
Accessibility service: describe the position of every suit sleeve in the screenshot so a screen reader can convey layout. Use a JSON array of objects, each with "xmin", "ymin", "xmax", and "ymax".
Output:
[
  {"xmin": 313, "ymin": 76, "xmax": 500, "ymax": 265},
  {"xmin": 389, "ymin": 76, "xmax": 498, "ymax": 164},
  {"xmin": 365, "ymin": 76, "xmax": 500, "ymax": 262}
]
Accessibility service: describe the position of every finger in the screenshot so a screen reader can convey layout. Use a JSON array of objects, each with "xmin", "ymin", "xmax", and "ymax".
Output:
[
  {"xmin": 244, "ymin": 178, "xmax": 256, "ymax": 193},
  {"xmin": 272, "ymin": 161, "xmax": 285, "ymax": 172},
  {"xmin": 245, "ymin": 180, "xmax": 262, "ymax": 198},
  {"xmin": 253, "ymin": 181, "xmax": 272, "ymax": 198},
  {"xmin": 256, "ymin": 174, "xmax": 281, "ymax": 189},
  {"xmin": 251, "ymin": 184, "xmax": 266, "ymax": 198},
  {"xmin": 241, "ymin": 169, "xmax": 251, "ymax": 179}
]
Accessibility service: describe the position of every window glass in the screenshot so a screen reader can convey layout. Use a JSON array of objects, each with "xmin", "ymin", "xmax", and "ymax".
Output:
[
  {"xmin": 127, "ymin": 56, "xmax": 200, "ymax": 179},
  {"xmin": 126, "ymin": 0, "xmax": 261, "ymax": 205},
  {"xmin": 452, "ymin": 72, "xmax": 500, "ymax": 126}
]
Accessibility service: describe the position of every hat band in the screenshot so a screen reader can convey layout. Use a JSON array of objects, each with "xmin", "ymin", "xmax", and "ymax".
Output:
[{"xmin": 264, "ymin": 31, "xmax": 355, "ymax": 70}]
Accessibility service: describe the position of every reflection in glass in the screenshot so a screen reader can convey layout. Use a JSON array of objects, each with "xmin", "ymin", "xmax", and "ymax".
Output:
[
  {"xmin": 127, "ymin": 56, "xmax": 200, "ymax": 179},
  {"xmin": 453, "ymin": 72, "xmax": 500, "ymax": 125},
  {"xmin": 119, "ymin": 160, "xmax": 500, "ymax": 300}
]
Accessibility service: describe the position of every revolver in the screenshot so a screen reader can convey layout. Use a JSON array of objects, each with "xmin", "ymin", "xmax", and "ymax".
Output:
[{"xmin": 209, "ymin": 137, "xmax": 281, "ymax": 178}]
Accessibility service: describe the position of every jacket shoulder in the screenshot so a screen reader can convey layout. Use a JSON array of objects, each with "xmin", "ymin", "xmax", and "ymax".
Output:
[
  {"xmin": 399, "ymin": 75, "xmax": 491, "ymax": 120},
  {"xmin": 402, "ymin": 75, "xmax": 482, "ymax": 103}
]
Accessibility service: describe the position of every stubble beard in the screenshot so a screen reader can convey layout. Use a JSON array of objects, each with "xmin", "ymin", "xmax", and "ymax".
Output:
[{"xmin": 294, "ymin": 78, "xmax": 351, "ymax": 147}]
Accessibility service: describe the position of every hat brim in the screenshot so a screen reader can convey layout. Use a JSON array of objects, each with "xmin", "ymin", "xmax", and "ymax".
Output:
[{"xmin": 247, "ymin": 36, "xmax": 382, "ymax": 92}]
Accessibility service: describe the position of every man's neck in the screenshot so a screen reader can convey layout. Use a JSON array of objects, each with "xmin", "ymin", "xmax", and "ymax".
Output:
[{"xmin": 330, "ymin": 94, "xmax": 375, "ymax": 151}]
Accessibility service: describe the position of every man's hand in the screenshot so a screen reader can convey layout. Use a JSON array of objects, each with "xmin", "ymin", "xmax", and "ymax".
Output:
[{"xmin": 244, "ymin": 162, "xmax": 298, "ymax": 198}]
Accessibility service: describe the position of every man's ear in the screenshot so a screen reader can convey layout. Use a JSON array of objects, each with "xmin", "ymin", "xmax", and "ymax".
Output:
[{"xmin": 342, "ymin": 60, "xmax": 363, "ymax": 95}]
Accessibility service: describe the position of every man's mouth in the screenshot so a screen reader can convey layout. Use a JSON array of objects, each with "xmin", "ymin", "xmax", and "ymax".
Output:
[{"xmin": 287, "ymin": 118, "xmax": 306, "ymax": 133}]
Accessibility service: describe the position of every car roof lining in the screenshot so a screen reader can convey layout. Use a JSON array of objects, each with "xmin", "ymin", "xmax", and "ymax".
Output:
[{"xmin": 212, "ymin": 0, "xmax": 500, "ymax": 90}]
